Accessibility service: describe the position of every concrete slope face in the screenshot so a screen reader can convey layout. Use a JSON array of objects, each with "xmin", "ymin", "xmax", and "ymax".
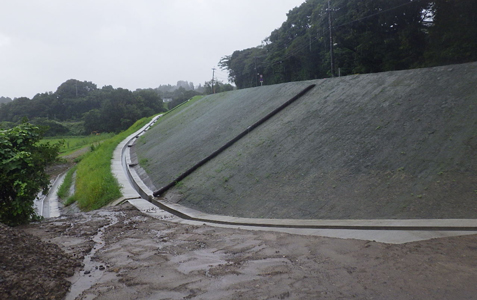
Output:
[
  {"xmin": 136, "ymin": 82, "xmax": 313, "ymax": 190},
  {"xmin": 136, "ymin": 62, "xmax": 477, "ymax": 219}
]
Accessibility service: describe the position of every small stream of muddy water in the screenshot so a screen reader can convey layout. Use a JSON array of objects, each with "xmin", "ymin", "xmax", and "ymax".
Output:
[{"xmin": 65, "ymin": 212, "xmax": 119, "ymax": 300}]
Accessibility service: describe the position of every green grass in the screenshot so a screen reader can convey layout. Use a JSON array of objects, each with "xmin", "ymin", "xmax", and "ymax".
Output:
[
  {"xmin": 57, "ymin": 166, "xmax": 78, "ymax": 206},
  {"xmin": 57, "ymin": 165, "xmax": 76, "ymax": 199},
  {"xmin": 168, "ymin": 95, "xmax": 204, "ymax": 114},
  {"xmin": 139, "ymin": 158, "xmax": 149, "ymax": 168},
  {"xmin": 153, "ymin": 95, "xmax": 205, "ymax": 124},
  {"xmin": 64, "ymin": 117, "xmax": 153, "ymax": 211},
  {"xmin": 41, "ymin": 133, "xmax": 115, "ymax": 156}
]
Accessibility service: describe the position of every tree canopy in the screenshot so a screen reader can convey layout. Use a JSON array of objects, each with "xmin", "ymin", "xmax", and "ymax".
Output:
[
  {"xmin": 0, "ymin": 78, "xmax": 218, "ymax": 135},
  {"xmin": 0, "ymin": 80, "xmax": 167, "ymax": 134},
  {"xmin": 0, "ymin": 97, "xmax": 12, "ymax": 104},
  {"xmin": 220, "ymin": 0, "xmax": 477, "ymax": 89}
]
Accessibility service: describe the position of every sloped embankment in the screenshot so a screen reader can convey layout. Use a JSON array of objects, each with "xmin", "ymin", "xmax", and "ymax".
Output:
[{"xmin": 136, "ymin": 62, "xmax": 477, "ymax": 219}]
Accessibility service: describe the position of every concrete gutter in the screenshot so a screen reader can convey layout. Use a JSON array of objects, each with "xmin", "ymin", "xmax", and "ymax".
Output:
[
  {"xmin": 111, "ymin": 114, "xmax": 477, "ymax": 243},
  {"xmin": 34, "ymin": 173, "xmax": 63, "ymax": 218},
  {"xmin": 109, "ymin": 115, "xmax": 162, "ymax": 206},
  {"xmin": 142, "ymin": 200, "xmax": 477, "ymax": 231}
]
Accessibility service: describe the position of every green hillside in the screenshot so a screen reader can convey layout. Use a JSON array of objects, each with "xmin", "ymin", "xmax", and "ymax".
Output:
[{"xmin": 135, "ymin": 62, "xmax": 477, "ymax": 219}]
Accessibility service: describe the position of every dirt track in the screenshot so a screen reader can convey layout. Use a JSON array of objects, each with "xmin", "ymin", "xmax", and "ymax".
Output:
[{"xmin": 2, "ymin": 203, "xmax": 473, "ymax": 299}]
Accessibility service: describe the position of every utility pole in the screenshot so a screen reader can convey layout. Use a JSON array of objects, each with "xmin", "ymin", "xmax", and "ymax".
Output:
[
  {"xmin": 309, "ymin": 33, "xmax": 312, "ymax": 52},
  {"xmin": 211, "ymin": 68, "xmax": 216, "ymax": 94},
  {"xmin": 326, "ymin": 0, "xmax": 335, "ymax": 77},
  {"xmin": 254, "ymin": 56, "xmax": 258, "ymax": 87}
]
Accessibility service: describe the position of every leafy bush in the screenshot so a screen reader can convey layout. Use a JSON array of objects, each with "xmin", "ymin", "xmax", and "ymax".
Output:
[{"xmin": 0, "ymin": 121, "xmax": 61, "ymax": 226}]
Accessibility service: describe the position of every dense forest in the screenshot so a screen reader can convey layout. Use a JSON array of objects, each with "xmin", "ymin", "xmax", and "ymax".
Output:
[
  {"xmin": 220, "ymin": 0, "xmax": 477, "ymax": 88},
  {"xmin": 0, "ymin": 79, "xmax": 233, "ymax": 136},
  {"xmin": 0, "ymin": 78, "xmax": 235, "ymax": 136},
  {"xmin": 0, "ymin": 97, "xmax": 12, "ymax": 104},
  {"xmin": 0, "ymin": 80, "xmax": 166, "ymax": 135}
]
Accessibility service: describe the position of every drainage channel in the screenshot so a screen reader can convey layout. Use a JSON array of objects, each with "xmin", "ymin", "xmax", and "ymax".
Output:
[{"xmin": 34, "ymin": 173, "xmax": 64, "ymax": 218}]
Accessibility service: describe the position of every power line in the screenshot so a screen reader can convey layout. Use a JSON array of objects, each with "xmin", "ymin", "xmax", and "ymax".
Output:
[{"xmin": 335, "ymin": 0, "xmax": 419, "ymax": 29}]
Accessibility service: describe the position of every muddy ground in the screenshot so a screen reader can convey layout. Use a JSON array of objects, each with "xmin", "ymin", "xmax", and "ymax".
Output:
[{"xmin": 0, "ymin": 203, "xmax": 474, "ymax": 299}]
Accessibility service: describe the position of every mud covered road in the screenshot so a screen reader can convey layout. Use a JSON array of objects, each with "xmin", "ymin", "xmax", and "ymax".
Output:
[{"xmin": 3, "ymin": 203, "xmax": 474, "ymax": 299}]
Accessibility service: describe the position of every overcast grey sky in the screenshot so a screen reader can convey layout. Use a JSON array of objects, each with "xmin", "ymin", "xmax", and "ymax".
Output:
[{"xmin": 0, "ymin": 0, "xmax": 305, "ymax": 99}]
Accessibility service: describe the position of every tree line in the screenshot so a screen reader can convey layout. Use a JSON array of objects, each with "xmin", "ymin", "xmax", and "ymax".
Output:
[
  {"xmin": 219, "ymin": 0, "xmax": 477, "ymax": 89},
  {"xmin": 0, "ymin": 80, "xmax": 167, "ymax": 134},
  {"xmin": 0, "ymin": 78, "xmax": 237, "ymax": 135},
  {"xmin": 0, "ymin": 97, "xmax": 12, "ymax": 104}
]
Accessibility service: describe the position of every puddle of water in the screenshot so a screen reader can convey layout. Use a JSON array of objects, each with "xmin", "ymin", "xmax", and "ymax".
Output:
[
  {"xmin": 170, "ymin": 249, "xmax": 228, "ymax": 275},
  {"xmin": 65, "ymin": 213, "xmax": 119, "ymax": 300}
]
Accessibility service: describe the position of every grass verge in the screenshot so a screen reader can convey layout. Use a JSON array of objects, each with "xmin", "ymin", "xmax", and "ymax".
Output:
[
  {"xmin": 157, "ymin": 95, "xmax": 204, "ymax": 122},
  {"xmin": 42, "ymin": 133, "xmax": 115, "ymax": 156},
  {"xmin": 57, "ymin": 165, "xmax": 76, "ymax": 199},
  {"xmin": 61, "ymin": 117, "xmax": 153, "ymax": 211}
]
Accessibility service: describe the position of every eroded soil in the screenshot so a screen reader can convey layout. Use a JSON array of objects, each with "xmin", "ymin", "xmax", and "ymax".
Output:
[{"xmin": 1, "ymin": 203, "xmax": 475, "ymax": 300}]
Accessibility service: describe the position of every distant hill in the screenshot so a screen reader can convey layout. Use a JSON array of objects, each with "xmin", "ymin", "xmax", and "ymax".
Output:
[{"xmin": 135, "ymin": 62, "xmax": 477, "ymax": 220}]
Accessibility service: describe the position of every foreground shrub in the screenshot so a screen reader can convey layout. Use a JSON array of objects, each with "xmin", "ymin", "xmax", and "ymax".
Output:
[{"xmin": 0, "ymin": 121, "xmax": 61, "ymax": 226}]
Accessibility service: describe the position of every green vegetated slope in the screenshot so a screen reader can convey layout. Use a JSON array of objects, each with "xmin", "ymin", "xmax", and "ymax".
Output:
[{"xmin": 136, "ymin": 62, "xmax": 477, "ymax": 219}]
